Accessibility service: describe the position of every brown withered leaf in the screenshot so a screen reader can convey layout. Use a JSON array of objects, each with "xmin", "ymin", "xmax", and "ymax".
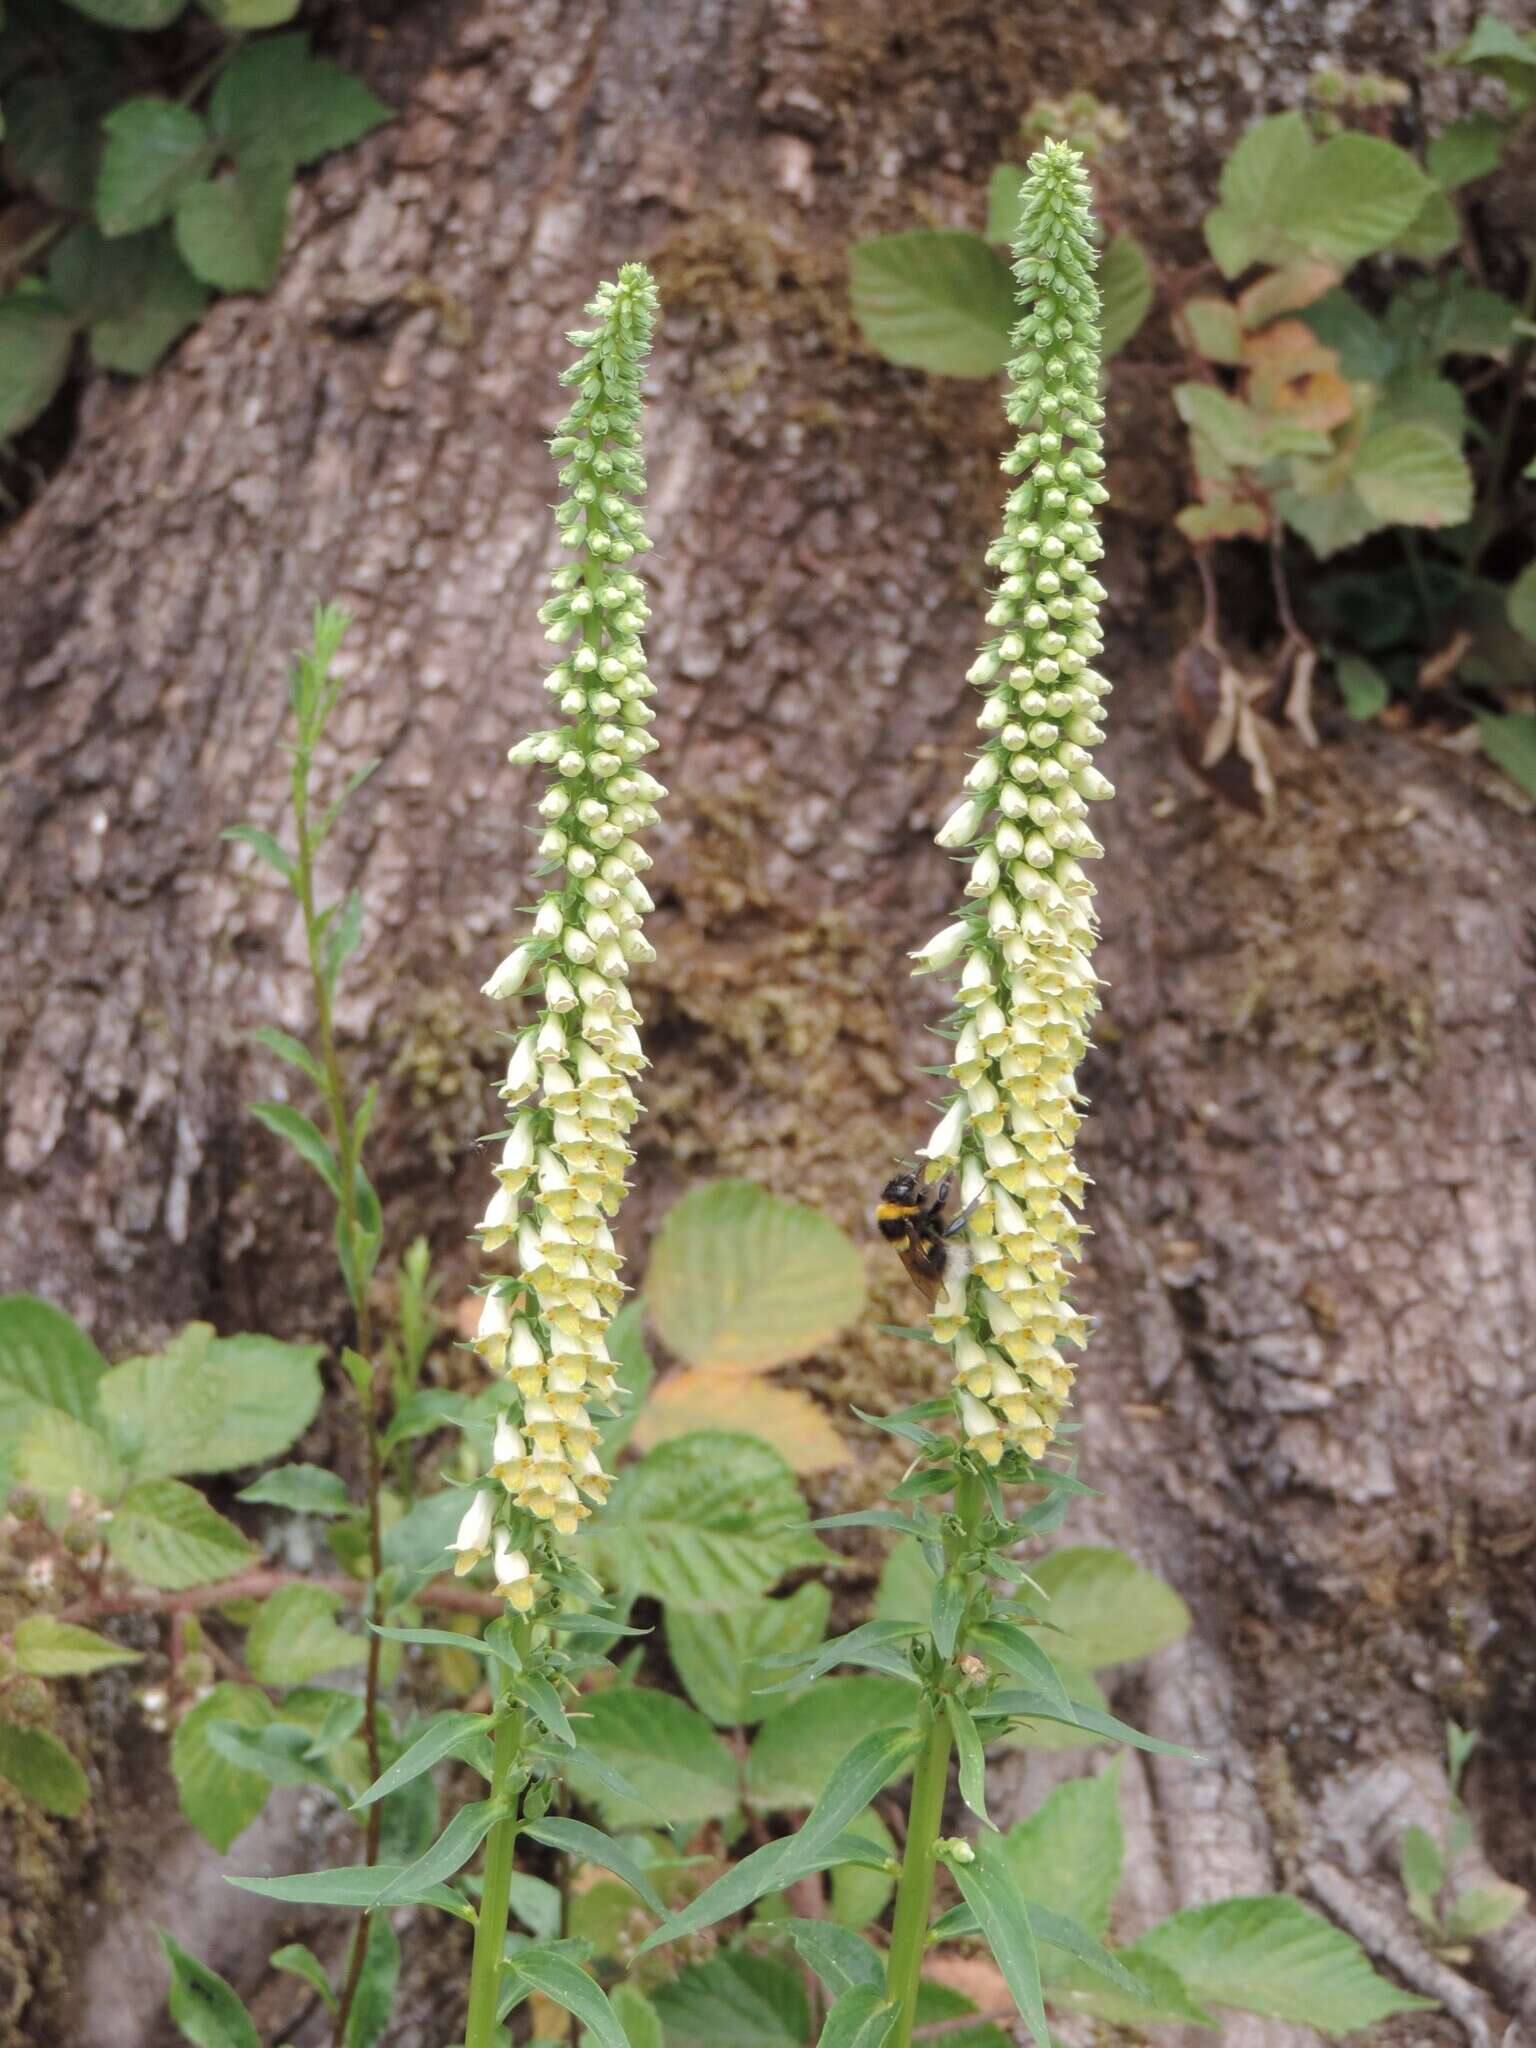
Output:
[
  {"xmin": 1172, "ymin": 635, "xmax": 1278, "ymax": 817},
  {"xmin": 1244, "ymin": 319, "xmax": 1353, "ymax": 431}
]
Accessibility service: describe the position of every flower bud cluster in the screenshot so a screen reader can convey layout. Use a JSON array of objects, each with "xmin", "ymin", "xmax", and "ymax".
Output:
[
  {"xmin": 910, "ymin": 145, "xmax": 1110, "ymax": 1467},
  {"xmin": 456, "ymin": 265, "xmax": 662, "ymax": 1608}
]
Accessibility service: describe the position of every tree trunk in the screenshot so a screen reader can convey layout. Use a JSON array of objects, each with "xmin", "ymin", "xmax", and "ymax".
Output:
[{"xmin": 2, "ymin": 2, "xmax": 1531, "ymax": 2043}]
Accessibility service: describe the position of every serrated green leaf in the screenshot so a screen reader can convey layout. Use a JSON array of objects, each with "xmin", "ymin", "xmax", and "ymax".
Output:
[
  {"xmin": 1001, "ymin": 1760, "xmax": 1123, "ymax": 1938},
  {"xmin": 246, "ymin": 1585, "xmax": 364, "ymax": 1684},
  {"xmin": 645, "ymin": 1181, "xmax": 864, "ymax": 1373},
  {"xmin": 850, "ymin": 231, "xmax": 1014, "ymax": 377},
  {"xmin": 171, "ymin": 1683, "xmax": 275, "ymax": 1851},
  {"xmin": 1181, "ymin": 296, "xmax": 1245, "ymax": 364},
  {"xmin": 0, "ymin": 1721, "xmax": 90, "ymax": 1816},
  {"xmin": 1427, "ymin": 114, "xmax": 1507, "ymax": 190},
  {"xmin": 95, "ymin": 99, "xmax": 209, "ymax": 237},
  {"xmin": 237, "ymin": 1462, "xmax": 350, "ymax": 1516},
  {"xmin": 16, "ymin": 1408, "xmax": 124, "ymax": 1502},
  {"xmin": 1134, "ymin": 1895, "xmax": 1437, "ymax": 2031},
  {"xmin": 1443, "ymin": 1880, "xmax": 1526, "ymax": 1941},
  {"xmin": 1100, "ymin": 232, "xmax": 1151, "ymax": 359},
  {"xmin": 14, "ymin": 1617, "xmax": 141, "ymax": 1678},
  {"xmin": 1026, "ymin": 1547, "xmax": 1192, "ymax": 1670},
  {"xmin": 175, "ymin": 159, "xmax": 291, "ymax": 293},
  {"xmin": 1354, "ymin": 422, "xmax": 1473, "ymax": 528},
  {"xmin": 106, "ymin": 1477, "xmax": 253, "ymax": 1588},
  {"xmin": 88, "ymin": 230, "xmax": 208, "ymax": 374},
  {"xmin": 564, "ymin": 1686, "xmax": 738, "ymax": 1831},
  {"xmin": 593, "ymin": 1430, "xmax": 827, "ymax": 1611},
  {"xmin": 1205, "ymin": 112, "xmax": 1314, "ymax": 277},
  {"xmin": 1276, "ymin": 477, "xmax": 1382, "ymax": 559},
  {"xmin": 6, "ymin": 73, "xmax": 111, "ymax": 213},
  {"xmin": 0, "ymin": 292, "xmax": 74, "ymax": 441},
  {"xmin": 158, "ymin": 1930, "xmax": 259, "ymax": 2048},
  {"xmin": 209, "ymin": 33, "xmax": 390, "ymax": 168},
  {"xmin": 1279, "ymin": 134, "xmax": 1431, "ymax": 266},
  {"xmin": 1174, "ymin": 384, "xmax": 1265, "ymax": 469},
  {"xmin": 99, "ymin": 1324, "xmax": 224, "ymax": 1480},
  {"xmin": 1391, "ymin": 187, "xmax": 1461, "ymax": 261},
  {"xmin": 1301, "ymin": 289, "xmax": 1399, "ymax": 381},
  {"xmin": 651, "ymin": 1947, "xmax": 810, "ymax": 2046},
  {"xmin": 0, "ymin": 1298, "xmax": 106, "ymax": 1475},
  {"xmin": 667, "ymin": 1580, "xmax": 831, "ymax": 1726},
  {"xmin": 196, "ymin": 1331, "xmax": 323, "ymax": 1470},
  {"xmin": 952, "ymin": 1830, "xmax": 1049, "ymax": 2047},
  {"xmin": 746, "ymin": 1678, "xmax": 918, "ymax": 1812}
]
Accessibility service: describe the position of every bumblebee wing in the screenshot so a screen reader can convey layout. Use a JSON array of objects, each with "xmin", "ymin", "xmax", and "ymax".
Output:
[{"xmin": 895, "ymin": 1234, "xmax": 945, "ymax": 1308}]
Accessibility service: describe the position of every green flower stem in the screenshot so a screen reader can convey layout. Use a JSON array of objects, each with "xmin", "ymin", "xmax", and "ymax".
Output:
[
  {"xmin": 289, "ymin": 725, "xmax": 387, "ymax": 2048},
  {"xmin": 464, "ymin": 1640, "xmax": 533, "ymax": 2048},
  {"xmin": 885, "ymin": 1701, "xmax": 954, "ymax": 2048}
]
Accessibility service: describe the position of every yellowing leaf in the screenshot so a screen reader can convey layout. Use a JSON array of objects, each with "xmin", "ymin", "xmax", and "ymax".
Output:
[
  {"xmin": 1243, "ymin": 320, "xmax": 1353, "ymax": 432},
  {"xmin": 636, "ymin": 1370, "xmax": 850, "ymax": 1473},
  {"xmin": 645, "ymin": 1181, "xmax": 865, "ymax": 1373},
  {"xmin": 1235, "ymin": 262, "xmax": 1338, "ymax": 331}
]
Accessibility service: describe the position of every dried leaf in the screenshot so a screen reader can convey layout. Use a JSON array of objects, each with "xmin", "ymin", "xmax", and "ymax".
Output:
[
  {"xmin": 634, "ymin": 1369, "xmax": 850, "ymax": 1474},
  {"xmin": 1236, "ymin": 262, "xmax": 1340, "ymax": 330},
  {"xmin": 1243, "ymin": 320, "xmax": 1353, "ymax": 431},
  {"xmin": 1172, "ymin": 638, "xmax": 1277, "ymax": 817}
]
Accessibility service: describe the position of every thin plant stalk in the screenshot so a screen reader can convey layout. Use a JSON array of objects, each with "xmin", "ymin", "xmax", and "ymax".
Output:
[
  {"xmin": 463, "ymin": 1633, "xmax": 532, "ymax": 2048},
  {"xmin": 884, "ymin": 1704, "xmax": 954, "ymax": 2042}
]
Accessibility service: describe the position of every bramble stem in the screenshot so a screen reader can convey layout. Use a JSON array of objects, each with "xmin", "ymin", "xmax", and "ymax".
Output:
[
  {"xmin": 885, "ymin": 1703, "xmax": 954, "ymax": 2048},
  {"xmin": 464, "ymin": 1645, "xmax": 532, "ymax": 2048}
]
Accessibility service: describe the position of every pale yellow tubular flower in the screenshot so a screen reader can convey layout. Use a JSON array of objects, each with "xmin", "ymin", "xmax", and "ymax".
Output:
[
  {"xmin": 911, "ymin": 142, "xmax": 1111, "ymax": 1467},
  {"xmin": 465, "ymin": 264, "xmax": 661, "ymax": 1605}
]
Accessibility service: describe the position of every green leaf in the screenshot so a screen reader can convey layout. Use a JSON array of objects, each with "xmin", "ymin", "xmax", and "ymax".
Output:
[
  {"xmin": 175, "ymin": 159, "xmax": 292, "ymax": 293},
  {"xmin": 222, "ymin": 823, "xmax": 296, "ymax": 885},
  {"xmin": 970, "ymin": 1621, "xmax": 1075, "ymax": 1720},
  {"xmin": 755, "ymin": 1618, "xmax": 918, "ymax": 1695},
  {"xmin": 60, "ymin": 0, "xmax": 187, "ymax": 22},
  {"xmin": 872, "ymin": 1536, "xmax": 937, "ymax": 1627},
  {"xmin": 984, "ymin": 163, "xmax": 1024, "ymax": 244},
  {"xmin": 1400, "ymin": 1823, "xmax": 1444, "ymax": 1920},
  {"xmin": 0, "ymin": 1298, "xmax": 106, "ymax": 1466},
  {"xmin": 1134, "ymin": 1895, "xmax": 1437, "ymax": 2031},
  {"xmin": 830, "ymin": 1808, "xmax": 896, "ymax": 1932},
  {"xmin": 524, "ymin": 1817, "xmax": 668, "ymax": 1917},
  {"xmin": 1181, "ymin": 296, "xmax": 1245, "ymax": 364},
  {"xmin": 1478, "ymin": 712, "xmax": 1536, "ymax": 796},
  {"xmin": 1100, "ymin": 233, "xmax": 1151, "ymax": 359},
  {"xmin": 246, "ymin": 1585, "xmax": 364, "ymax": 1685},
  {"xmin": 638, "ymin": 1725, "xmax": 920, "ymax": 1954},
  {"xmin": 746, "ymin": 1678, "xmax": 918, "ymax": 1811},
  {"xmin": 1508, "ymin": 563, "xmax": 1536, "ymax": 646},
  {"xmin": 1353, "ymin": 422, "xmax": 1473, "ymax": 529},
  {"xmin": 1026, "ymin": 1547, "xmax": 1192, "ymax": 1671},
  {"xmin": 247, "ymin": 1100, "xmax": 340, "ymax": 1195},
  {"xmin": 209, "ymin": 33, "xmax": 390, "ymax": 168},
  {"xmin": 99, "ymin": 1324, "xmax": 225, "ymax": 1480},
  {"xmin": 596, "ymin": 1302, "xmax": 653, "ymax": 1459},
  {"xmin": 171, "ymin": 1683, "xmax": 275, "ymax": 1851},
  {"xmin": 514, "ymin": 1669, "xmax": 575, "ymax": 1746},
  {"xmin": 779, "ymin": 1919, "xmax": 883, "ymax": 1996},
  {"xmin": 379, "ymin": 1388, "xmax": 470, "ymax": 1457},
  {"xmin": 1301, "ymin": 289, "xmax": 1398, "ymax": 381},
  {"xmin": 95, "ymin": 100, "xmax": 209, "ymax": 237},
  {"xmin": 158, "ymin": 1930, "xmax": 259, "ymax": 2048},
  {"xmin": 509, "ymin": 1871, "xmax": 563, "ymax": 1942},
  {"xmin": 374, "ymin": 1798, "xmax": 499, "ymax": 1905},
  {"xmin": 88, "ymin": 231, "xmax": 208, "ymax": 374},
  {"xmin": 1443, "ymin": 14, "xmax": 1536, "ymax": 92},
  {"xmin": 849, "ymin": 231, "xmax": 1015, "ymax": 377},
  {"xmin": 343, "ymin": 1908, "xmax": 399, "ymax": 2048},
  {"xmin": 237, "ymin": 1462, "xmax": 350, "ymax": 1516},
  {"xmin": 668, "ymin": 1582, "xmax": 831, "ymax": 1726},
  {"xmin": 193, "ymin": 1332, "xmax": 323, "ymax": 1470},
  {"xmin": 946, "ymin": 1694, "xmax": 989, "ymax": 1826},
  {"xmin": 951, "ymin": 1829, "xmax": 1049, "ymax": 2047},
  {"xmin": 1391, "ymin": 188, "xmax": 1460, "ymax": 262},
  {"xmin": 985, "ymin": 1688, "xmax": 1196, "ymax": 1758},
  {"xmin": 1046, "ymin": 1944, "xmax": 1214, "ymax": 2029},
  {"xmin": 13, "ymin": 1618, "xmax": 141, "ymax": 1678},
  {"xmin": 1278, "ymin": 134, "xmax": 1431, "ymax": 266},
  {"xmin": 16, "ymin": 1409, "xmax": 125, "ymax": 1502},
  {"xmin": 270, "ymin": 1944, "xmax": 336, "ymax": 2013},
  {"xmin": 201, "ymin": 0, "xmax": 302, "ymax": 23},
  {"xmin": 1173, "ymin": 384, "xmax": 1265, "ymax": 469},
  {"xmin": 107, "ymin": 1477, "xmax": 254, "ymax": 1588},
  {"xmin": 249, "ymin": 1025, "xmax": 322, "ymax": 1084},
  {"xmin": 1427, "ymin": 114, "xmax": 1507, "ymax": 190},
  {"xmin": 1001, "ymin": 1760, "xmax": 1123, "ymax": 1938},
  {"xmin": 1443, "ymin": 1881, "xmax": 1527, "ymax": 1942},
  {"xmin": 1276, "ymin": 478, "xmax": 1381, "ymax": 560},
  {"xmin": 565, "ymin": 1686, "xmax": 738, "ymax": 1831},
  {"xmin": 0, "ymin": 1721, "xmax": 89, "ymax": 1816},
  {"xmin": 352, "ymin": 1711, "xmax": 489, "ymax": 1811},
  {"xmin": 645, "ymin": 1181, "xmax": 864, "ymax": 1372},
  {"xmin": 593, "ymin": 1431, "xmax": 827, "ymax": 1611},
  {"xmin": 651, "ymin": 1948, "xmax": 810, "ymax": 2047},
  {"xmin": 0, "ymin": 293, "xmax": 74, "ymax": 443},
  {"xmin": 603, "ymin": 1983, "xmax": 663, "ymax": 2048},
  {"xmin": 1335, "ymin": 653, "xmax": 1390, "ymax": 721},
  {"xmin": 513, "ymin": 1948, "xmax": 632, "ymax": 2048},
  {"xmin": 229, "ymin": 1862, "xmax": 473, "ymax": 1918},
  {"xmin": 205, "ymin": 1720, "xmax": 343, "ymax": 1793},
  {"xmin": 324, "ymin": 888, "xmax": 366, "ymax": 991},
  {"xmin": 1204, "ymin": 112, "xmax": 1315, "ymax": 277}
]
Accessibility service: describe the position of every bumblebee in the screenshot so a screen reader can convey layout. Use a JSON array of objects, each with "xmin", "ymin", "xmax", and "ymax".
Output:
[{"xmin": 876, "ymin": 1170, "xmax": 978, "ymax": 1308}]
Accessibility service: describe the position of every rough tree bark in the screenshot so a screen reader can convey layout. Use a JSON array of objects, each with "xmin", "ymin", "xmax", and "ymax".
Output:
[{"xmin": 1, "ymin": 2, "xmax": 1532, "ymax": 2044}]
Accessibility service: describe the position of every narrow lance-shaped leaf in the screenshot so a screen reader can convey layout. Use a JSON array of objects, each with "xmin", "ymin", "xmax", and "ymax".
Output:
[{"xmin": 950, "ymin": 1832, "xmax": 1050, "ymax": 2048}]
